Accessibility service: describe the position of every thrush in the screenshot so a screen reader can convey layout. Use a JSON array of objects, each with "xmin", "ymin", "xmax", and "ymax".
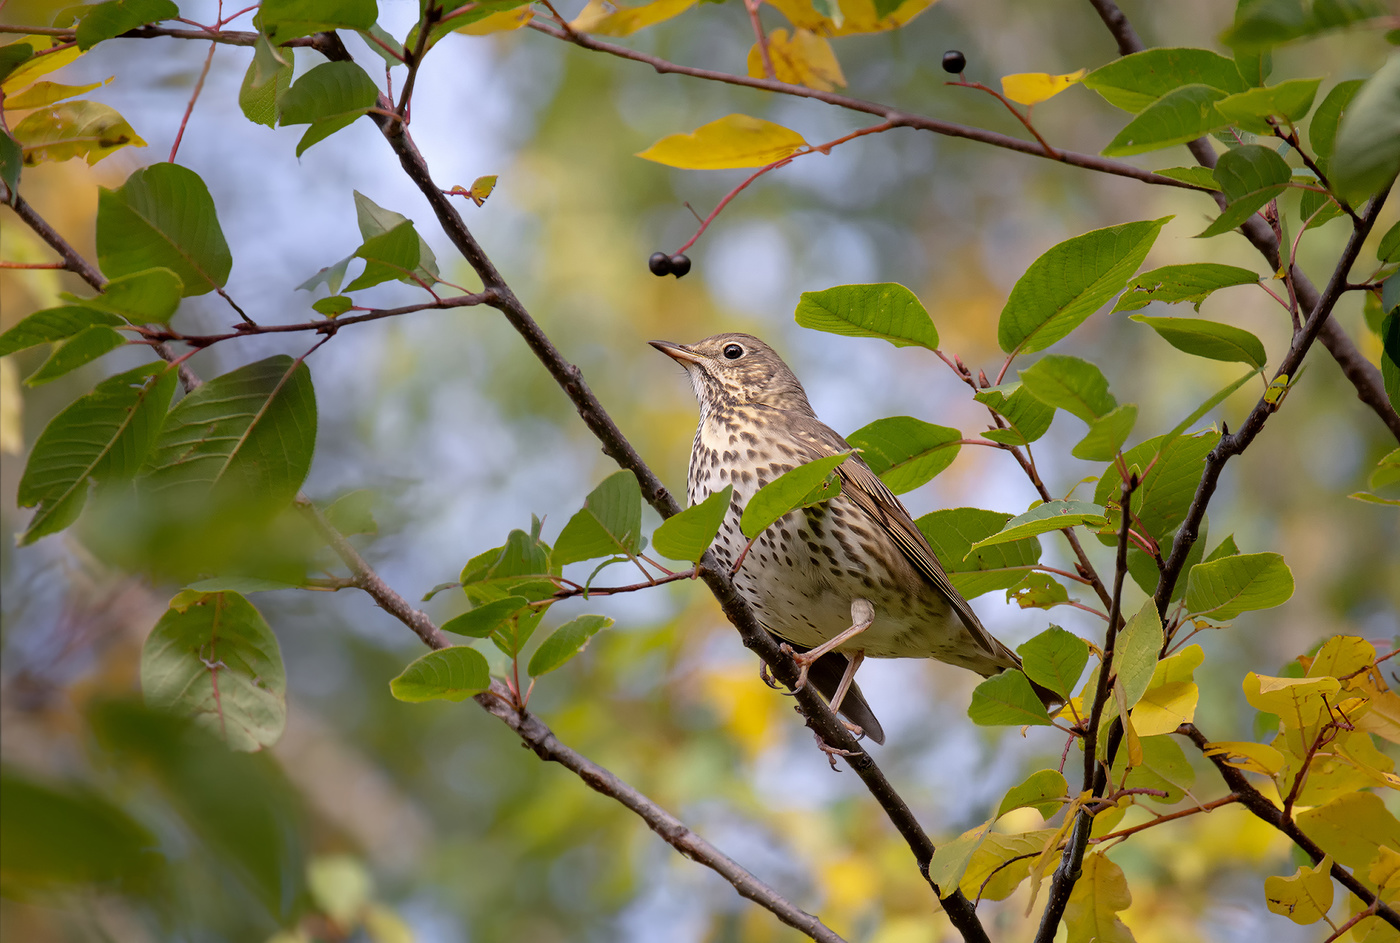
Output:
[{"xmin": 652, "ymin": 332, "xmax": 1057, "ymax": 745}]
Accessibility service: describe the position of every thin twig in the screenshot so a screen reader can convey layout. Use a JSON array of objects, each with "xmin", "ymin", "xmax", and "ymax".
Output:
[
  {"xmin": 169, "ymin": 39, "xmax": 217, "ymax": 163},
  {"xmin": 744, "ymin": 0, "xmax": 775, "ymax": 80}
]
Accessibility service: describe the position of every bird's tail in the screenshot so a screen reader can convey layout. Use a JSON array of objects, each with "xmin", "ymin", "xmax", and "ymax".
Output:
[{"xmin": 805, "ymin": 649, "xmax": 886, "ymax": 745}]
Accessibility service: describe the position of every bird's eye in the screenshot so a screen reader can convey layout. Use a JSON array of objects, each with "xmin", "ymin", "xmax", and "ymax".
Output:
[{"xmin": 723, "ymin": 344, "xmax": 744, "ymax": 360}]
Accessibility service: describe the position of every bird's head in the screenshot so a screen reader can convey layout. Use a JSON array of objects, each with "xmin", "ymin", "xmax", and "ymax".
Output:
[{"xmin": 650, "ymin": 333, "xmax": 815, "ymax": 416}]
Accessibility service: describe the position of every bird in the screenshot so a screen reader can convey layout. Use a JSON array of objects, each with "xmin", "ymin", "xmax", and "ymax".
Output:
[{"xmin": 651, "ymin": 332, "xmax": 1057, "ymax": 745}]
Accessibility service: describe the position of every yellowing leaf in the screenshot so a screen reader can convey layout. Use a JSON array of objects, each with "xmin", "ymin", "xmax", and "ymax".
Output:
[
  {"xmin": 1001, "ymin": 69, "xmax": 1088, "ymax": 107},
  {"xmin": 1064, "ymin": 851, "xmax": 1133, "ymax": 943},
  {"xmin": 469, "ymin": 174, "xmax": 497, "ymax": 206},
  {"xmin": 1149, "ymin": 643, "xmax": 1204, "ymax": 687},
  {"xmin": 1264, "ymin": 855, "xmax": 1334, "ymax": 925},
  {"xmin": 1204, "ymin": 740, "xmax": 1286, "ymax": 775},
  {"xmin": 1243, "ymin": 673, "xmax": 1340, "ymax": 728},
  {"xmin": 456, "ymin": 7, "xmax": 533, "ymax": 34},
  {"xmin": 959, "ymin": 829, "xmax": 1058, "ymax": 902},
  {"xmin": 765, "ymin": 0, "xmax": 939, "ymax": 36},
  {"xmin": 1132, "ymin": 680, "xmax": 1199, "ymax": 736},
  {"xmin": 636, "ymin": 114, "xmax": 808, "ymax": 170},
  {"xmin": 746, "ymin": 29, "xmax": 846, "ymax": 92},
  {"xmin": 571, "ymin": 0, "xmax": 696, "ymax": 36},
  {"xmin": 1351, "ymin": 668, "xmax": 1400, "ymax": 745},
  {"xmin": 1305, "ymin": 635, "xmax": 1376, "ymax": 681},
  {"xmin": 3, "ymin": 77, "xmax": 109, "ymax": 110},
  {"xmin": 1369, "ymin": 847, "xmax": 1400, "ymax": 894},
  {"xmin": 1, "ymin": 40, "xmax": 82, "ymax": 94},
  {"xmin": 1297, "ymin": 792, "xmax": 1400, "ymax": 871},
  {"xmin": 13, "ymin": 100, "xmax": 146, "ymax": 166}
]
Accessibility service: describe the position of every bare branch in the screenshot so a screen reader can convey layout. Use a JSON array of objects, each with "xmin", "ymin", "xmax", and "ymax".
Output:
[{"xmin": 2, "ymin": 190, "xmax": 107, "ymax": 291}]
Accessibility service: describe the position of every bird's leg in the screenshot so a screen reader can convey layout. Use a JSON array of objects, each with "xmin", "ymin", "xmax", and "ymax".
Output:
[
  {"xmin": 827, "ymin": 650, "xmax": 864, "ymax": 717},
  {"xmin": 786, "ymin": 599, "xmax": 875, "ymax": 694}
]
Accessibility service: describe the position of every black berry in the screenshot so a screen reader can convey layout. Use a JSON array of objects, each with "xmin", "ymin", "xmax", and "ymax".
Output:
[
  {"xmin": 942, "ymin": 50, "xmax": 966, "ymax": 74},
  {"xmin": 648, "ymin": 251, "xmax": 673, "ymax": 276},
  {"xmin": 669, "ymin": 253, "xmax": 692, "ymax": 278}
]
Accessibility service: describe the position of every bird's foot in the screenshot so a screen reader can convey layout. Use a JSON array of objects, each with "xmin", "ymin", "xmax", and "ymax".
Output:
[
  {"xmin": 779, "ymin": 642, "xmax": 815, "ymax": 694},
  {"xmin": 758, "ymin": 660, "xmax": 783, "ymax": 691},
  {"xmin": 812, "ymin": 731, "xmax": 858, "ymax": 769}
]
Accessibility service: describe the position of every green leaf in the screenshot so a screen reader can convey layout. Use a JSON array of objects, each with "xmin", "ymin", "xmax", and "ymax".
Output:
[
  {"xmin": 297, "ymin": 256, "xmax": 353, "ymax": 296},
  {"xmin": 1083, "ymin": 48, "xmax": 1246, "ymax": 113},
  {"xmin": 527, "ymin": 614, "xmax": 614, "ymax": 676},
  {"xmin": 0, "ymin": 41, "xmax": 34, "ymax": 83},
  {"xmin": 1204, "ymin": 534, "xmax": 1240, "ymax": 562},
  {"xmin": 1310, "ymin": 79, "xmax": 1364, "ymax": 165},
  {"xmin": 927, "ymin": 821, "xmax": 993, "ymax": 897},
  {"xmin": 140, "ymin": 356, "xmax": 317, "ymax": 514},
  {"xmin": 80, "ymin": 267, "xmax": 184, "ymax": 323},
  {"xmin": 257, "ymin": 0, "xmax": 378, "ymax": 41},
  {"xmin": 1094, "ymin": 432, "xmax": 1220, "ymax": 546},
  {"xmin": 1006, "ymin": 571, "xmax": 1070, "ymax": 610},
  {"xmin": 25, "ymin": 325, "xmax": 126, "ymax": 385},
  {"xmin": 352, "ymin": 190, "xmax": 439, "ymax": 284},
  {"xmin": 1112, "ymin": 263, "xmax": 1260, "ymax": 313},
  {"xmin": 916, "ymin": 507, "xmax": 1043, "ymax": 598},
  {"xmin": 0, "ymin": 305, "xmax": 125, "ymax": 356},
  {"xmin": 1223, "ymin": 0, "xmax": 1385, "ymax": 50},
  {"xmin": 1377, "ymin": 220, "xmax": 1400, "ymax": 264},
  {"xmin": 1214, "ymin": 77, "xmax": 1322, "ymax": 133},
  {"xmin": 1378, "ymin": 309, "xmax": 1398, "ymax": 412},
  {"xmin": 140, "ymin": 590, "xmax": 287, "ymax": 752},
  {"xmin": 1151, "ymin": 166, "xmax": 1223, "ymax": 190},
  {"xmin": 1102, "ymin": 85, "xmax": 1232, "ymax": 157},
  {"xmin": 998, "ymin": 217, "xmax": 1170, "ymax": 355},
  {"xmin": 312, "ymin": 295, "xmax": 353, "ymax": 316},
  {"xmin": 845, "ymin": 416, "xmax": 961, "ymax": 494},
  {"xmin": 1198, "ymin": 144, "xmax": 1291, "ymax": 237},
  {"xmin": 75, "ymin": 0, "xmax": 178, "ymax": 50},
  {"xmin": 343, "ymin": 221, "xmax": 421, "ymax": 293},
  {"xmin": 1072, "ymin": 404, "xmax": 1138, "ymax": 461},
  {"xmin": 97, "ymin": 163, "xmax": 231, "ymax": 296},
  {"xmin": 13, "ymin": 99, "xmax": 146, "ymax": 166},
  {"xmin": 17, "ymin": 363, "xmax": 176, "ymax": 544},
  {"xmin": 277, "ymin": 61, "xmax": 378, "ymax": 157},
  {"xmin": 1332, "ymin": 55, "xmax": 1400, "ymax": 204},
  {"xmin": 441, "ymin": 596, "xmax": 529, "ymax": 638},
  {"xmin": 553, "ymin": 470, "xmax": 643, "ymax": 566},
  {"xmin": 1130, "ymin": 315, "xmax": 1268, "ymax": 367},
  {"xmin": 359, "ymin": 22, "xmax": 404, "ymax": 65},
  {"xmin": 389, "ymin": 647, "xmax": 491, "ymax": 702},
  {"xmin": 1371, "ymin": 448, "xmax": 1400, "ymax": 490},
  {"xmin": 739, "ymin": 452, "xmax": 852, "ymax": 539},
  {"xmin": 794, "ymin": 282, "xmax": 938, "ymax": 350},
  {"xmin": 968, "ymin": 671, "xmax": 1053, "ymax": 726},
  {"xmin": 1114, "ymin": 597, "xmax": 1163, "ymax": 710},
  {"xmin": 975, "ymin": 383, "xmax": 1055, "ymax": 446},
  {"xmin": 1018, "ymin": 626, "xmax": 1089, "ymax": 700},
  {"xmin": 1235, "ymin": 47, "xmax": 1273, "ymax": 87},
  {"xmin": 461, "ymin": 527, "xmax": 556, "ymax": 603},
  {"xmin": 1117, "ymin": 734, "xmax": 1196, "ymax": 804},
  {"xmin": 996, "ymin": 768, "xmax": 1069, "ymax": 819},
  {"xmin": 652, "ymin": 484, "xmax": 732, "ymax": 562},
  {"xmin": 0, "ymin": 126, "xmax": 20, "ymax": 192},
  {"xmin": 239, "ymin": 45, "xmax": 293, "ymax": 128},
  {"xmin": 1184, "ymin": 551, "xmax": 1294, "ymax": 619},
  {"xmin": 1018, "ymin": 355, "xmax": 1117, "ymax": 423},
  {"xmin": 969, "ymin": 501, "xmax": 1108, "ymax": 553}
]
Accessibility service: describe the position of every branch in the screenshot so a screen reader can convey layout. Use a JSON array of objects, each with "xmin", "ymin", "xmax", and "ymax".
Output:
[
  {"xmin": 2, "ymin": 190, "xmax": 106, "ymax": 290},
  {"xmin": 294, "ymin": 499, "xmax": 847, "ymax": 942}
]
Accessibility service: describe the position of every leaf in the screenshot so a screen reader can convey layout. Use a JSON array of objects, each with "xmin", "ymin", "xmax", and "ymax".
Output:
[
  {"xmin": 959, "ymin": 829, "xmax": 1059, "ymax": 902},
  {"xmin": 1296, "ymin": 792, "xmax": 1400, "ymax": 871},
  {"xmin": 239, "ymin": 45, "xmax": 293, "ymax": 128},
  {"xmin": 1018, "ymin": 355, "xmax": 1116, "ymax": 423},
  {"xmin": 1198, "ymin": 144, "xmax": 1291, "ymax": 237},
  {"xmin": 1073, "ymin": 405, "xmax": 1138, "ymax": 461},
  {"xmin": 1064, "ymin": 852, "xmax": 1133, "ymax": 943},
  {"xmin": 1113, "ymin": 597, "xmax": 1163, "ymax": 710},
  {"xmin": 96, "ymin": 163, "xmax": 231, "ymax": 296},
  {"xmin": 527, "ymin": 614, "xmax": 614, "ymax": 676},
  {"xmin": 1184, "ymin": 552, "xmax": 1294, "ymax": 619},
  {"xmin": 795, "ymin": 282, "xmax": 938, "ymax": 350},
  {"xmin": 257, "ymin": 0, "xmax": 378, "ymax": 41},
  {"xmin": 1119, "ymin": 733, "xmax": 1196, "ymax": 803},
  {"xmin": 1, "ymin": 39, "xmax": 80, "ymax": 89},
  {"xmin": 352, "ymin": 191, "xmax": 438, "ymax": 283},
  {"xmin": 13, "ymin": 100, "xmax": 146, "ymax": 166},
  {"xmin": 75, "ymin": 0, "xmax": 178, "ymax": 50},
  {"xmin": 968, "ymin": 501, "xmax": 1107, "ymax": 552},
  {"xmin": 277, "ymin": 61, "xmax": 379, "ymax": 156},
  {"xmin": 1214, "ymin": 77, "xmax": 1322, "ymax": 133},
  {"xmin": 746, "ymin": 28, "xmax": 846, "ymax": 92},
  {"xmin": 460, "ymin": 526, "xmax": 556, "ymax": 603},
  {"xmin": 845, "ymin": 417, "xmax": 960, "ymax": 494},
  {"xmin": 1112, "ymin": 263, "xmax": 1260, "ymax": 313},
  {"xmin": 17, "ymin": 363, "xmax": 176, "ymax": 544},
  {"xmin": 571, "ymin": 0, "xmax": 696, "ymax": 36},
  {"xmin": 468, "ymin": 174, "xmax": 497, "ymax": 205},
  {"xmin": 1102, "ymin": 85, "xmax": 1232, "ymax": 156},
  {"xmin": 80, "ymin": 267, "xmax": 184, "ymax": 323},
  {"xmin": 636, "ymin": 113, "xmax": 807, "ymax": 169},
  {"xmin": 1001, "ymin": 68, "xmax": 1087, "ymax": 106},
  {"xmin": 998, "ymin": 217, "xmax": 1170, "ymax": 355},
  {"xmin": 298, "ymin": 256, "xmax": 352, "ymax": 296},
  {"xmin": 24, "ymin": 325, "xmax": 126, "ymax": 385},
  {"xmin": 652, "ymin": 484, "xmax": 732, "ymax": 562},
  {"xmin": 1132, "ymin": 680, "xmax": 1198, "ymax": 735},
  {"xmin": 389, "ymin": 647, "xmax": 491, "ymax": 702},
  {"xmin": 1310, "ymin": 79, "xmax": 1364, "ymax": 165},
  {"xmin": 1006, "ymin": 571, "xmax": 1070, "ymax": 610},
  {"xmin": 441, "ymin": 596, "xmax": 530, "ymax": 638},
  {"xmin": 1018, "ymin": 626, "xmax": 1089, "ymax": 700},
  {"xmin": 1129, "ymin": 315, "xmax": 1267, "ymax": 367},
  {"xmin": 553, "ymin": 470, "xmax": 643, "ymax": 566},
  {"xmin": 968, "ymin": 671, "xmax": 1053, "ymax": 726},
  {"xmin": 0, "ymin": 127, "xmax": 20, "ymax": 192},
  {"xmin": 1332, "ymin": 55, "xmax": 1400, "ymax": 204},
  {"xmin": 997, "ymin": 769, "xmax": 1068, "ymax": 819},
  {"xmin": 1204, "ymin": 739, "xmax": 1286, "ymax": 775},
  {"xmin": 0, "ymin": 305, "xmax": 125, "ymax": 357},
  {"xmin": 343, "ymin": 221, "xmax": 421, "ymax": 292},
  {"xmin": 1094, "ymin": 432, "xmax": 1220, "ymax": 546},
  {"xmin": 1150, "ymin": 166, "xmax": 1222, "ymax": 189},
  {"xmin": 140, "ymin": 356, "xmax": 317, "ymax": 514},
  {"xmin": 4, "ymin": 77, "xmax": 108, "ymax": 109},
  {"xmin": 927, "ymin": 821, "xmax": 993, "ymax": 897},
  {"xmin": 975, "ymin": 383, "xmax": 1054, "ymax": 446},
  {"xmin": 1265, "ymin": 856, "xmax": 1335, "ymax": 925},
  {"xmin": 1370, "ymin": 448, "xmax": 1400, "ymax": 490},
  {"xmin": 1378, "ymin": 221, "xmax": 1400, "ymax": 265},
  {"xmin": 1243, "ymin": 673, "xmax": 1340, "ymax": 728},
  {"xmin": 140, "ymin": 590, "xmax": 287, "ymax": 752},
  {"xmin": 1384, "ymin": 310, "xmax": 1400, "ymax": 413},
  {"xmin": 323, "ymin": 489, "xmax": 376, "ymax": 536},
  {"xmin": 1083, "ymin": 48, "xmax": 1246, "ymax": 113},
  {"xmin": 739, "ymin": 451, "xmax": 852, "ymax": 539},
  {"xmin": 312, "ymin": 295, "xmax": 353, "ymax": 316},
  {"xmin": 916, "ymin": 507, "xmax": 1043, "ymax": 598}
]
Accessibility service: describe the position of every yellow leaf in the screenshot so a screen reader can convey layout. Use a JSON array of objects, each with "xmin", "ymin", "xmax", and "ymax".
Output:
[
  {"xmin": 1, "ymin": 40, "xmax": 83, "ymax": 94},
  {"xmin": 1305, "ymin": 635, "xmax": 1376, "ymax": 680},
  {"xmin": 1277, "ymin": 730, "xmax": 1384, "ymax": 807},
  {"xmin": 636, "ymin": 114, "xmax": 808, "ymax": 169},
  {"xmin": 456, "ymin": 7, "xmax": 533, "ymax": 34},
  {"xmin": 3, "ymin": 77, "xmax": 110, "ymax": 110},
  {"xmin": 1351, "ymin": 668, "xmax": 1400, "ymax": 745},
  {"xmin": 1149, "ymin": 643, "xmax": 1204, "ymax": 687},
  {"xmin": 1297, "ymin": 792, "xmax": 1400, "ymax": 871},
  {"xmin": 1243, "ymin": 672, "xmax": 1340, "ymax": 728},
  {"xmin": 0, "ymin": 359, "xmax": 21, "ymax": 455},
  {"xmin": 469, "ymin": 174, "xmax": 497, "ymax": 206},
  {"xmin": 959, "ymin": 829, "xmax": 1058, "ymax": 902},
  {"xmin": 1131, "ymin": 680, "xmax": 1198, "ymax": 736},
  {"xmin": 12, "ymin": 100, "xmax": 146, "ymax": 166},
  {"xmin": 1264, "ymin": 855, "xmax": 1334, "ymax": 924},
  {"xmin": 1064, "ymin": 852, "xmax": 1133, "ymax": 943},
  {"xmin": 1001, "ymin": 68, "xmax": 1088, "ymax": 107},
  {"xmin": 1203, "ymin": 740, "xmax": 1287, "ymax": 775},
  {"xmin": 746, "ymin": 28, "xmax": 846, "ymax": 92},
  {"xmin": 1370, "ymin": 847, "xmax": 1400, "ymax": 895},
  {"xmin": 765, "ymin": 0, "xmax": 940, "ymax": 36},
  {"xmin": 571, "ymin": 0, "xmax": 696, "ymax": 36},
  {"xmin": 1113, "ymin": 677, "xmax": 1143, "ymax": 766}
]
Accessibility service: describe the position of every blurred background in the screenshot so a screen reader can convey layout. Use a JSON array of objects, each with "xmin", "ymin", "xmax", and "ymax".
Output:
[{"xmin": 2, "ymin": 0, "xmax": 1397, "ymax": 940}]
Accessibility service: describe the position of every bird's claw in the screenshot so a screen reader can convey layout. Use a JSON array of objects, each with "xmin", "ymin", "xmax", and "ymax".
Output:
[
  {"xmin": 778, "ymin": 642, "xmax": 813, "ymax": 694},
  {"xmin": 758, "ymin": 660, "xmax": 783, "ymax": 691}
]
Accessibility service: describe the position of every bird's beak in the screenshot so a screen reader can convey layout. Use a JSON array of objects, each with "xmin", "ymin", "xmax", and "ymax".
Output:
[{"xmin": 649, "ymin": 340, "xmax": 703, "ymax": 365}]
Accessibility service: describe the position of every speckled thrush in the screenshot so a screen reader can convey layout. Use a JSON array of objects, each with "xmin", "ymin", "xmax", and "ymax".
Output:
[{"xmin": 652, "ymin": 332, "xmax": 1055, "ymax": 745}]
